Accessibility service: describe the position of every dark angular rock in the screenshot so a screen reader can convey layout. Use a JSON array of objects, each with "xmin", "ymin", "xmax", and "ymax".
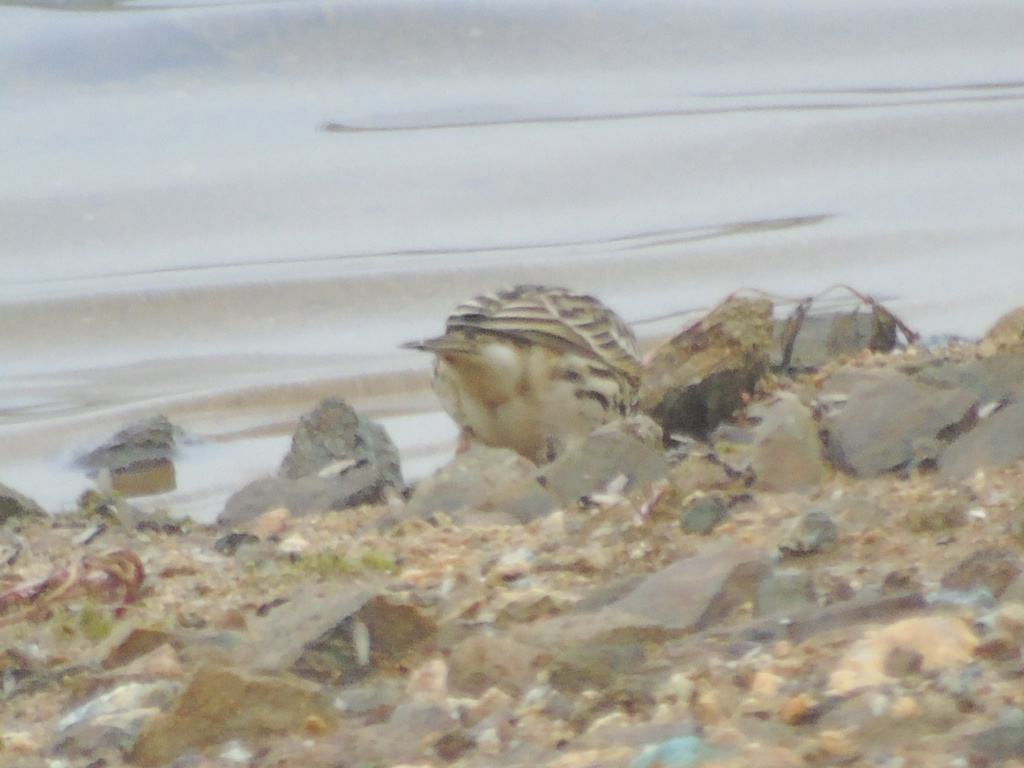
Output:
[
  {"xmin": 434, "ymin": 728, "xmax": 476, "ymax": 762},
  {"xmin": 821, "ymin": 371, "xmax": 977, "ymax": 477},
  {"xmin": 640, "ymin": 296, "xmax": 773, "ymax": 438},
  {"xmin": 249, "ymin": 585, "xmax": 436, "ymax": 686},
  {"xmin": 280, "ymin": 397, "xmax": 403, "ymax": 488},
  {"xmin": 221, "ymin": 399, "xmax": 404, "ymax": 525},
  {"xmin": 940, "ymin": 400, "xmax": 1024, "ymax": 480}
]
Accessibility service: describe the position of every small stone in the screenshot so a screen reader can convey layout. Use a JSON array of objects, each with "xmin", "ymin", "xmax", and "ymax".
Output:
[
  {"xmin": 434, "ymin": 728, "xmax": 476, "ymax": 762},
  {"xmin": 402, "ymin": 444, "xmax": 559, "ymax": 526},
  {"xmin": 680, "ymin": 495, "xmax": 728, "ymax": 535},
  {"xmin": 974, "ymin": 633, "xmax": 1021, "ymax": 661},
  {"xmin": 778, "ymin": 510, "xmax": 838, "ymax": 556},
  {"xmin": 941, "ymin": 547, "xmax": 1023, "ymax": 598}
]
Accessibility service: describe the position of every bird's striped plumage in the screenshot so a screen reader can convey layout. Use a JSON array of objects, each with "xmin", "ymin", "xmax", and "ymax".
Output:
[{"xmin": 403, "ymin": 285, "xmax": 641, "ymax": 463}]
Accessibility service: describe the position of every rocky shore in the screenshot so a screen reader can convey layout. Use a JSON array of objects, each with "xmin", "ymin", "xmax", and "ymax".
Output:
[{"xmin": 4, "ymin": 293, "xmax": 1024, "ymax": 768}]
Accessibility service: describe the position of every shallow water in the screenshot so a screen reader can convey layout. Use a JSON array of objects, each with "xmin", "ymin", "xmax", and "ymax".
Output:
[{"xmin": 2, "ymin": 0, "xmax": 1024, "ymax": 521}]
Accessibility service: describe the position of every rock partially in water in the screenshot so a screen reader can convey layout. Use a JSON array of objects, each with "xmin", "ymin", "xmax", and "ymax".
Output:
[
  {"xmin": 403, "ymin": 444, "xmax": 561, "ymax": 526},
  {"xmin": 0, "ymin": 480, "xmax": 47, "ymax": 524},
  {"xmin": 280, "ymin": 397, "xmax": 403, "ymax": 489},
  {"xmin": 76, "ymin": 414, "xmax": 178, "ymax": 497},
  {"xmin": 641, "ymin": 296, "xmax": 774, "ymax": 438},
  {"xmin": 821, "ymin": 370, "xmax": 977, "ymax": 477},
  {"xmin": 220, "ymin": 398, "xmax": 404, "ymax": 524}
]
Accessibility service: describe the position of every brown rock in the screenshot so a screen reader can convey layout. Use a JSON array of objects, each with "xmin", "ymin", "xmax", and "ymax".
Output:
[
  {"xmin": 749, "ymin": 393, "xmax": 826, "ymax": 492},
  {"xmin": 981, "ymin": 306, "xmax": 1024, "ymax": 354},
  {"xmin": 641, "ymin": 295, "xmax": 773, "ymax": 437},
  {"xmin": 448, "ymin": 635, "xmax": 543, "ymax": 696},
  {"xmin": 130, "ymin": 666, "xmax": 336, "ymax": 766}
]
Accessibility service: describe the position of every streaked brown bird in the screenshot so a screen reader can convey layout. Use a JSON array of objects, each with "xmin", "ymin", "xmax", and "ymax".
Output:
[{"xmin": 403, "ymin": 285, "xmax": 641, "ymax": 464}]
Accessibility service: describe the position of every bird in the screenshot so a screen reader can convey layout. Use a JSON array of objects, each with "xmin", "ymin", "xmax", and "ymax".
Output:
[{"xmin": 403, "ymin": 285, "xmax": 642, "ymax": 464}]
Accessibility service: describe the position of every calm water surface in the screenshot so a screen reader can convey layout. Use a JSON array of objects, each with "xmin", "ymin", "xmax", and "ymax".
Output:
[{"xmin": 2, "ymin": 0, "xmax": 1024, "ymax": 520}]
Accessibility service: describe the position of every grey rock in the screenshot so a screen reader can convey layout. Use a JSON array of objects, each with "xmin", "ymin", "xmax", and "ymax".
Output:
[
  {"xmin": 940, "ymin": 400, "xmax": 1024, "ymax": 479},
  {"xmin": 773, "ymin": 307, "xmax": 898, "ymax": 371},
  {"xmin": 971, "ymin": 723, "xmax": 1024, "ymax": 763},
  {"xmin": 909, "ymin": 351, "xmax": 1024, "ymax": 404},
  {"xmin": 754, "ymin": 569, "xmax": 817, "ymax": 617},
  {"xmin": 280, "ymin": 397, "xmax": 403, "ymax": 489},
  {"xmin": 519, "ymin": 546, "xmax": 770, "ymax": 651},
  {"xmin": 821, "ymin": 370, "xmax": 976, "ymax": 477},
  {"xmin": 679, "ymin": 495, "xmax": 728, "ymax": 535},
  {"xmin": 403, "ymin": 444, "xmax": 560, "ymax": 526},
  {"xmin": 77, "ymin": 414, "xmax": 176, "ymax": 471},
  {"xmin": 220, "ymin": 398, "xmax": 404, "ymax": 523},
  {"xmin": 220, "ymin": 467, "xmax": 393, "ymax": 525},
  {"xmin": 538, "ymin": 428, "xmax": 670, "ymax": 507},
  {"xmin": 0, "ymin": 481, "xmax": 47, "ymax": 525},
  {"xmin": 748, "ymin": 393, "xmax": 826, "ymax": 491}
]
